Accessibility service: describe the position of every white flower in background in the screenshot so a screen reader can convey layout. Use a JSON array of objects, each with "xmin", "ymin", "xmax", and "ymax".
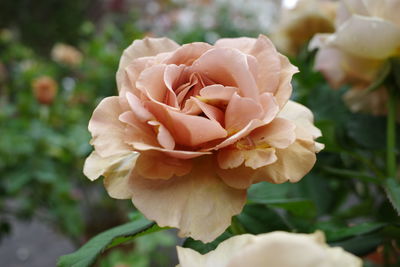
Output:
[{"xmin": 177, "ymin": 231, "xmax": 362, "ymax": 267}]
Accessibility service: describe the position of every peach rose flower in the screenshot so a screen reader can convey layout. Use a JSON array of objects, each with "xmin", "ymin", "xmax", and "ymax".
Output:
[
  {"xmin": 51, "ymin": 43, "xmax": 82, "ymax": 67},
  {"xmin": 310, "ymin": 0, "xmax": 400, "ymax": 115},
  {"xmin": 272, "ymin": 0, "xmax": 337, "ymax": 56},
  {"xmin": 32, "ymin": 76, "xmax": 58, "ymax": 105},
  {"xmin": 176, "ymin": 231, "xmax": 362, "ymax": 267},
  {"xmin": 84, "ymin": 36, "xmax": 323, "ymax": 242}
]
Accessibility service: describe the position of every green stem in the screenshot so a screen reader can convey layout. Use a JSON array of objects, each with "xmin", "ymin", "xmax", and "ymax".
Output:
[{"xmin": 387, "ymin": 88, "xmax": 397, "ymax": 179}]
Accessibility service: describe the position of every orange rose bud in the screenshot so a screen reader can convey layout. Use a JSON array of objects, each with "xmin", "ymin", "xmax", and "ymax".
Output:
[{"xmin": 32, "ymin": 76, "xmax": 58, "ymax": 105}]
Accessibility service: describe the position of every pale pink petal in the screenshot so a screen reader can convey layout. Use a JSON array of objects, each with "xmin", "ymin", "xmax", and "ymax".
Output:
[
  {"xmin": 278, "ymin": 101, "xmax": 323, "ymax": 150},
  {"xmin": 312, "ymin": 46, "xmax": 348, "ymax": 88},
  {"xmin": 274, "ymin": 55, "xmax": 299, "ymax": 108},
  {"xmin": 119, "ymin": 111, "xmax": 159, "ymax": 147},
  {"xmin": 146, "ymin": 101, "xmax": 227, "ymax": 147},
  {"xmin": 88, "ymin": 96, "xmax": 130, "ymax": 157},
  {"xmin": 258, "ymin": 92, "xmax": 280, "ymax": 123},
  {"xmin": 225, "ymin": 93, "xmax": 264, "ymax": 132},
  {"xmin": 181, "ymin": 98, "xmax": 202, "ymax": 115},
  {"xmin": 331, "ymin": 15, "xmax": 400, "ymax": 59},
  {"xmin": 148, "ymin": 120, "xmax": 175, "ymax": 150},
  {"xmin": 249, "ymin": 35, "xmax": 282, "ymax": 94},
  {"xmin": 253, "ymin": 139, "xmax": 317, "ymax": 184},
  {"xmin": 84, "ymin": 151, "xmax": 137, "ymax": 199},
  {"xmin": 217, "ymin": 148, "xmax": 245, "ymax": 169},
  {"xmin": 126, "ymin": 92, "xmax": 153, "ymax": 122},
  {"xmin": 336, "ymin": 0, "xmax": 369, "ymax": 26},
  {"xmin": 212, "ymin": 119, "xmax": 265, "ymax": 150},
  {"xmin": 130, "ymin": 157, "xmax": 246, "ymax": 243},
  {"xmin": 136, "ymin": 64, "xmax": 173, "ymax": 105},
  {"xmin": 217, "ymin": 164, "xmax": 257, "ymax": 189},
  {"xmin": 191, "ymin": 97, "xmax": 224, "ymax": 124},
  {"xmin": 215, "ymin": 37, "xmax": 257, "ymax": 53},
  {"xmin": 199, "ymin": 85, "xmax": 238, "ymax": 104},
  {"xmin": 363, "ymin": 0, "xmax": 400, "ymax": 25},
  {"xmin": 128, "ymin": 142, "xmax": 210, "ymax": 159},
  {"xmin": 243, "ymin": 148, "xmax": 277, "ymax": 169},
  {"xmin": 135, "ymin": 151, "xmax": 192, "ymax": 179},
  {"xmin": 164, "ymin": 64, "xmax": 185, "ymax": 107},
  {"xmin": 116, "ymin": 37, "xmax": 179, "ymax": 91},
  {"xmin": 163, "ymin": 42, "xmax": 213, "ymax": 65},
  {"xmin": 249, "ymin": 118, "xmax": 296, "ymax": 149},
  {"xmin": 191, "ymin": 48, "xmax": 259, "ymax": 100}
]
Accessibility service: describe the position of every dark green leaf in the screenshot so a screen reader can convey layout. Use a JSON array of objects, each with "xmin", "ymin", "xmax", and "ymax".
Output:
[
  {"xmin": 330, "ymin": 233, "xmax": 383, "ymax": 256},
  {"xmin": 237, "ymin": 205, "xmax": 291, "ymax": 234},
  {"xmin": 384, "ymin": 178, "xmax": 400, "ymax": 215},
  {"xmin": 57, "ymin": 216, "xmax": 158, "ymax": 267},
  {"xmin": 182, "ymin": 231, "xmax": 233, "ymax": 255},
  {"xmin": 316, "ymin": 222, "xmax": 386, "ymax": 242}
]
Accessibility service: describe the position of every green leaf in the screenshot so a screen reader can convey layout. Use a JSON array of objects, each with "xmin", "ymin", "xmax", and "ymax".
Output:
[
  {"xmin": 57, "ymin": 216, "xmax": 160, "ymax": 267},
  {"xmin": 238, "ymin": 205, "xmax": 291, "ymax": 234},
  {"xmin": 182, "ymin": 231, "xmax": 233, "ymax": 255},
  {"xmin": 384, "ymin": 178, "xmax": 400, "ymax": 215},
  {"xmin": 330, "ymin": 233, "xmax": 383, "ymax": 256},
  {"xmin": 316, "ymin": 222, "xmax": 386, "ymax": 242},
  {"xmin": 247, "ymin": 182, "xmax": 317, "ymax": 218}
]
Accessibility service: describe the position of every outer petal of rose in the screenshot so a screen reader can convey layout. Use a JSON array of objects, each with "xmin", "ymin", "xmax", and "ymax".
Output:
[
  {"xmin": 253, "ymin": 139, "xmax": 317, "ymax": 184},
  {"xmin": 313, "ymin": 46, "xmax": 347, "ymax": 88},
  {"xmin": 119, "ymin": 111, "xmax": 159, "ymax": 147},
  {"xmin": 249, "ymin": 118, "xmax": 296, "ymax": 149},
  {"xmin": 217, "ymin": 148, "xmax": 245, "ymax": 169},
  {"xmin": 84, "ymin": 151, "xmax": 137, "ymax": 199},
  {"xmin": 191, "ymin": 48, "xmax": 259, "ymax": 100},
  {"xmin": 177, "ymin": 234, "xmax": 255, "ymax": 267},
  {"xmin": 215, "ymin": 37, "xmax": 257, "ymax": 53},
  {"xmin": 363, "ymin": 0, "xmax": 400, "ymax": 25},
  {"xmin": 330, "ymin": 15, "xmax": 400, "ymax": 59},
  {"xmin": 225, "ymin": 93, "xmax": 264, "ymax": 132},
  {"xmin": 163, "ymin": 42, "xmax": 213, "ymax": 65},
  {"xmin": 130, "ymin": 157, "xmax": 247, "ymax": 243},
  {"xmin": 278, "ymin": 101, "xmax": 323, "ymax": 150},
  {"xmin": 128, "ymin": 142, "xmax": 210, "ymax": 159},
  {"xmin": 146, "ymin": 101, "xmax": 227, "ymax": 147},
  {"xmin": 88, "ymin": 96, "xmax": 130, "ymax": 157},
  {"xmin": 274, "ymin": 55, "xmax": 299, "ymax": 108},
  {"xmin": 336, "ymin": 0, "xmax": 369, "ymax": 27},
  {"xmin": 217, "ymin": 164, "xmax": 257, "ymax": 189},
  {"xmin": 116, "ymin": 37, "xmax": 179, "ymax": 91},
  {"xmin": 226, "ymin": 232, "xmax": 362, "ymax": 267},
  {"xmin": 135, "ymin": 151, "xmax": 192, "ymax": 179},
  {"xmin": 249, "ymin": 35, "xmax": 281, "ymax": 94}
]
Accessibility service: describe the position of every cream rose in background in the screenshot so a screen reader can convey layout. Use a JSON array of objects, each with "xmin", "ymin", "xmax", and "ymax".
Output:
[
  {"xmin": 310, "ymin": 0, "xmax": 400, "ymax": 115},
  {"xmin": 272, "ymin": 0, "xmax": 337, "ymax": 57},
  {"xmin": 84, "ymin": 35, "xmax": 323, "ymax": 242},
  {"xmin": 176, "ymin": 231, "xmax": 362, "ymax": 267}
]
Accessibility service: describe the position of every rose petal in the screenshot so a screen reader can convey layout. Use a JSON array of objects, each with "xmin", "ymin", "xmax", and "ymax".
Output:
[
  {"xmin": 217, "ymin": 164, "xmax": 257, "ymax": 189},
  {"xmin": 217, "ymin": 148, "xmax": 245, "ymax": 169},
  {"xmin": 331, "ymin": 15, "xmax": 400, "ymax": 59},
  {"xmin": 130, "ymin": 157, "xmax": 246, "ymax": 242},
  {"xmin": 135, "ymin": 151, "xmax": 192, "ymax": 179},
  {"xmin": 116, "ymin": 37, "xmax": 179, "ymax": 91},
  {"xmin": 274, "ymin": 55, "xmax": 299, "ymax": 108},
  {"xmin": 312, "ymin": 46, "xmax": 347, "ymax": 88},
  {"xmin": 126, "ymin": 92, "xmax": 153, "ymax": 122},
  {"xmin": 128, "ymin": 142, "xmax": 210, "ymax": 159},
  {"xmin": 88, "ymin": 96, "xmax": 130, "ymax": 157},
  {"xmin": 363, "ymin": 0, "xmax": 400, "ymax": 25},
  {"xmin": 199, "ymin": 85, "xmax": 238, "ymax": 104},
  {"xmin": 191, "ymin": 97, "xmax": 224, "ymax": 125},
  {"xmin": 243, "ymin": 148, "xmax": 277, "ymax": 169},
  {"xmin": 225, "ymin": 93, "xmax": 264, "ymax": 132},
  {"xmin": 146, "ymin": 101, "xmax": 227, "ymax": 147},
  {"xmin": 84, "ymin": 151, "xmax": 137, "ymax": 199},
  {"xmin": 148, "ymin": 120, "xmax": 175, "ymax": 150},
  {"xmin": 163, "ymin": 42, "xmax": 213, "ymax": 65},
  {"xmin": 215, "ymin": 37, "xmax": 257, "ymax": 53},
  {"xmin": 249, "ymin": 118, "xmax": 296, "ymax": 149},
  {"xmin": 191, "ymin": 47, "xmax": 259, "ymax": 100},
  {"xmin": 253, "ymin": 139, "xmax": 317, "ymax": 184}
]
